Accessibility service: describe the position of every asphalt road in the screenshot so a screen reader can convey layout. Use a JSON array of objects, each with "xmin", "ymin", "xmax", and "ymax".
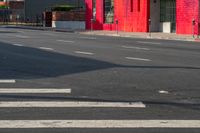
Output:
[{"xmin": 0, "ymin": 27, "xmax": 200, "ymax": 133}]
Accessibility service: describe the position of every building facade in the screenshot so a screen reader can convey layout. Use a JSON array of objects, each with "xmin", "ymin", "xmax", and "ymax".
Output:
[
  {"xmin": 85, "ymin": 0, "xmax": 200, "ymax": 35},
  {"xmin": 24, "ymin": 0, "xmax": 85, "ymax": 23}
]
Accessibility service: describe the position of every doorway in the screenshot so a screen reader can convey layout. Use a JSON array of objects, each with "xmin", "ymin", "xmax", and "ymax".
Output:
[{"xmin": 150, "ymin": 0, "xmax": 176, "ymax": 33}]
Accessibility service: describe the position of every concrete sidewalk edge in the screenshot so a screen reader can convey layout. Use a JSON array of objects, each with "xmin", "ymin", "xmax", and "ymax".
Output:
[{"xmin": 80, "ymin": 31, "xmax": 200, "ymax": 42}]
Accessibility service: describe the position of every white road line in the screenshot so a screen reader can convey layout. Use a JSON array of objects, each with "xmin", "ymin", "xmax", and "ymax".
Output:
[
  {"xmin": 0, "ymin": 120, "xmax": 199, "ymax": 128},
  {"xmin": 12, "ymin": 44, "xmax": 23, "ymax": 47},
  {"xmin": 42, "ymin": 33, "xmax": 55, "ymax": 36},
  {"xmin": 39, "ymin": 47, "xmax": 54, "ymax": 51},
  {"xmin": 0, "ymin": 101, "xmax": 145, "ymax": 108},
  {"xmin": 0, "ymin": 88, "xmax": 71, "ymax": 94},
  {"xmin": 79, "ymin": 37, "xmax": 96, "ymax": 40},
  {"xmin": 0, "ymin": 80, "xmax": 16, "ymax": 83},
  {"xmin": 57, "ymin": 40, "xmax": 75, "ymax": 43},
  {"xmin": 125, "ymin": 57, "xmax": 151, "ymax": 62},
  {"xmin": 15, "ymin": 35, "xmax": 29, "ymax": 39},
  {"xmin": 75, "ymin": 51, "xmax": 94, "ymax": 55},
  {"xmin": 159, "ymin": 90, "xmax": 169, "ymax": 94},
  {"xmin": 122, "ymin": 46, "xmax": 150, "ymax": 51},
  {"xmin": 137, "ymin": 41, "xmax": 161, "ymax": 45}
]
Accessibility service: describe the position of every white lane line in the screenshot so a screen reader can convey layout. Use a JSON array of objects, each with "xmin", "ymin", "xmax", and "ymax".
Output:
[
  {"xmin": 0, "ymin": 101, "xmax": 145, "ymax": 108},
  {"xmin": 0, "ymin": 80, "xmax": 16, "ymax": 83},
  {"xmin": 15, "ymin": 35, "xmax": 29, "ymax": 39},
  {"xmin": 39, "ymin": 47, "xmax": 54, "ymax": 51},
  {"xmin": 42, "ymin": 33, "xmax": 55, "ymax": 36},
  {"xmin": 79, "ymin": 37, "xmax": 96, "ymax": 40},
  {"xmin": 122, "ymin": 46, "xmax": 150, "ymax": 51},
  {"xmin": 75, "ymin": 51, "xmax": 94, "ymax": 55},
  {"xmin": 137, "ymin": 41, "xmax": 161, "ymax": 45},
  {"xmin": 12, "ymin": 44, "xmax": 23, "ymax": 47},
  {"xmin": 0, "ymin": 88, "xmax": 71, "ymax": 94},
  {"xmin": 57, "ymin": 40, "xmax": 75, "ymax": 43},
  {"xmin": 0, "ymin": 120, "xmax": 200, "ymax": 128},
  {"xmin": 159, "ymin": 90, "xmax": 169, "ymax": 94},
  {"xmin": 125, "ymin": 57, "xmax": 151, "ymax": 62}
]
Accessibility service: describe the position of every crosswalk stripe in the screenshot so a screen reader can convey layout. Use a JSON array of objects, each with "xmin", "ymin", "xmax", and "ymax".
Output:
[
  {"xmin": 0, "ymin": 88, "xmax": 71, "ymax": 93},
  {"xmin": 0, "ymin": 80, "xmax": 16, "ymax": 83},
  {"xmin": 0, "ymin": 101, "xmax": 145, "ymax": 108},
  {"xmin": 0, "ymin": 120, "xmax": 199, "ymax": 128}
]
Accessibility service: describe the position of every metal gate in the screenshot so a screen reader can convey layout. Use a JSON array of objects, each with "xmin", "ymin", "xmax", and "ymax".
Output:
[{"xmin": 160, "ymin": 0, "xmax": 176, "ymax": 32}]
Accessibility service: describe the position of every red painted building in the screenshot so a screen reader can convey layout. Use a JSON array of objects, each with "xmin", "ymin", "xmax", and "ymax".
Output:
[{"xmin": 85, "ymin": 0, "xmax": 200, "ymax": 35}]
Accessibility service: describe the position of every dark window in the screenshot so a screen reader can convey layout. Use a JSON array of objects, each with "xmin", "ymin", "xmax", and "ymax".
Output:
[
  {"xmin": 130, "ymin": 0, "xmax": 133, "ymax": 12},
  {"xmin": 92, "ymin": 0, "xmax": 96, "ymax": 20},
  {"xmin": 137, "ymin": 0, "xmax": 140, "ymax": 12},
  {"xmin": 104, "ymin": 0, "xmax": 114, "ymax": 23}
]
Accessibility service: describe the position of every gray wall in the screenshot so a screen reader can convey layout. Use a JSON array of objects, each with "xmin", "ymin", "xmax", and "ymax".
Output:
[
  {"xmin": 24, "ymin": 0, "xmax": 85, "ymax": 22},
  {"xmin": 150, "ymin": 0, "xmax": 160, "ymax": 32}
]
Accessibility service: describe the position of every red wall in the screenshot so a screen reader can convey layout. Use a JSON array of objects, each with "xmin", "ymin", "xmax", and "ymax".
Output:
[
  {"xmin": 85, "ymin": 0, "xmax": 200, "ymax": 35},
  {"xmin": 176, "ymin": 0, "xmax": 200, "ymax": 35},
  {"xmin": 85, "ymin": 0, "xmax": 149, "ymax": 32}
]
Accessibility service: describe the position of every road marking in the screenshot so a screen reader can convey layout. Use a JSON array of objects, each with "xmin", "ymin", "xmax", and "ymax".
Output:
[
  {"xmin": 0, "ymin": 101, "xmax": 145, "ymax": 108},
  {"xmin": 122, "ymin": 46, "xmax": 150, "ymax": 51},
  {"xmin": 79, "ymin": 37, "xmax": 96, "ymax": 40},
  {"xmin": 0, "ymin": 88, "xmax": 71, "ymax": 94},
  {"xmin": 15, "ymin": 35, "xmax": 29, "ymax": 39},
  {"xmin": 12, "ymin": 44, "xmax": 23, "ymax": 47},
  {"xmin": 75, "ymin": 51, "xmax": 94, "ymax": 55},
  {"xmin": 57, "ymin": 40, "xmax": 74, "ymax": 43},
  {"xmin": 137, "ymin": 41, "xmax": 161, "ymax": 45},
  {"xmin": 0, "ymin": 120, "xmax": 199, "ymax": 128},
  {"xmin": 39, "ymin": 47, "xmax": 54, "ymax": 51},
  {"xmin": 0, "ymin": 80, "xmax": 16, "ymax": 83},
  {"xmin": 125, "ymin": 57, "xmax": 151, "ymax": 62},
  {"xmin": 42, "ymin": 33, "xmax": 55, "ymax": 36},
  {"xmin": 159, "ymin": 90, "xmax": 169, "ymax": 94}
]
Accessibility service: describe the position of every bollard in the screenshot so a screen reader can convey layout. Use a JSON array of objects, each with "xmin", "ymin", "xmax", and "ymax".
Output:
[
  {"xmin": 116, "ymin": 19, "xmax": 119, "ymax": 34},
  {"xmin": 148, "ymin": 18, "xmax": 151, "ymax": 37},
  {"xmin": 192, "ymin": 19, "xmax": 196, "ymax": 38},
  {"xmin": 91, "ymin": 18, "xmax": 94, "ymax": 32}
]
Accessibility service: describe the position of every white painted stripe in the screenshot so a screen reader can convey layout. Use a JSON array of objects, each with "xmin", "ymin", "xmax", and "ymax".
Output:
[
  {"xmin": 137, "ymin": 41, "xmax": 161, "ymax": 45},
  {"xmin": 125, "ymin": 57, "xmax": 151, "ymax": 62},
  {"xmin": 15, "ymin": 35, "xmax": 29, "ymax": 38},
  {"xmin": 12, "ymin": 44, "xmax": 23, "ymax": 47},
  {"xmin": 57, "ymin": 40, "xmax": 74, "ymax": 43},
  {"xmin": 0, "ymin": 80, "xmax": 16, "ymax": 83},
  {"xmin": 39, "ymin": 47, "xmax": 54, "ymax": 51},
  {"xmin": 0, "ymin": 101, "xmax": 145, "ymax": 108},
  {"xmin": 42, "ymin": 33, "xmax": 55, "ymax": 36},
  {"xmin": 75, "ymin": 51, "xmax": 94, "ymax": 55},
  {"xmin": 122, "ymin": 46, "xmax": 150, "ymax": 51},
  {"xmin": 159, "ymin": 90, "xmax": 169, "ymax": 94},
  {"xmin": 0, "ymin": 120, "xmax": 199, "ymax": 128},
  {"xmin": 0, "ymin": 88, "xmax": 71, "ymax": 94},
  {"xmin": 79, "ymin": 37, "xmax": 96, "ymax": 40}
]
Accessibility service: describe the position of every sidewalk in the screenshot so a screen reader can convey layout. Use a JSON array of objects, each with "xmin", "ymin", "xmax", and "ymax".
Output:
[
  {"xmin": 80, "ymin": 30, "xmax": 200, "ymax": 42},
  {"xmin": 0, "ymin": 25, "xmax": 76, "ymax": 32},
  {"xmin": 2, "ymin": 25, "xmax": 200, "ymax": 42}
]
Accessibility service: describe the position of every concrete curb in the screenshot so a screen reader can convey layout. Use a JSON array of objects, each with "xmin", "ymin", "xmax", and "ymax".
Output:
[
  {"xmin": 80, "ymin": 32, "xmax": 197, "ymax": 42},
  {"xmin": 1, "ymin": 25, "xmax": 76, "ymax": 33}
]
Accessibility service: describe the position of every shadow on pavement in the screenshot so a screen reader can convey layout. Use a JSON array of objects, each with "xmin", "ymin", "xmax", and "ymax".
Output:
[
  {"xmin": 0, "ymin": 94, "xmax": 199, "ymax": 110},
  {"xmin": 0, "ymin": 42, "xmax": 117, "ymax": 79},
  {"xmin": 1, "ymin": 41, "xmax": 200, "ymax": 80}
]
